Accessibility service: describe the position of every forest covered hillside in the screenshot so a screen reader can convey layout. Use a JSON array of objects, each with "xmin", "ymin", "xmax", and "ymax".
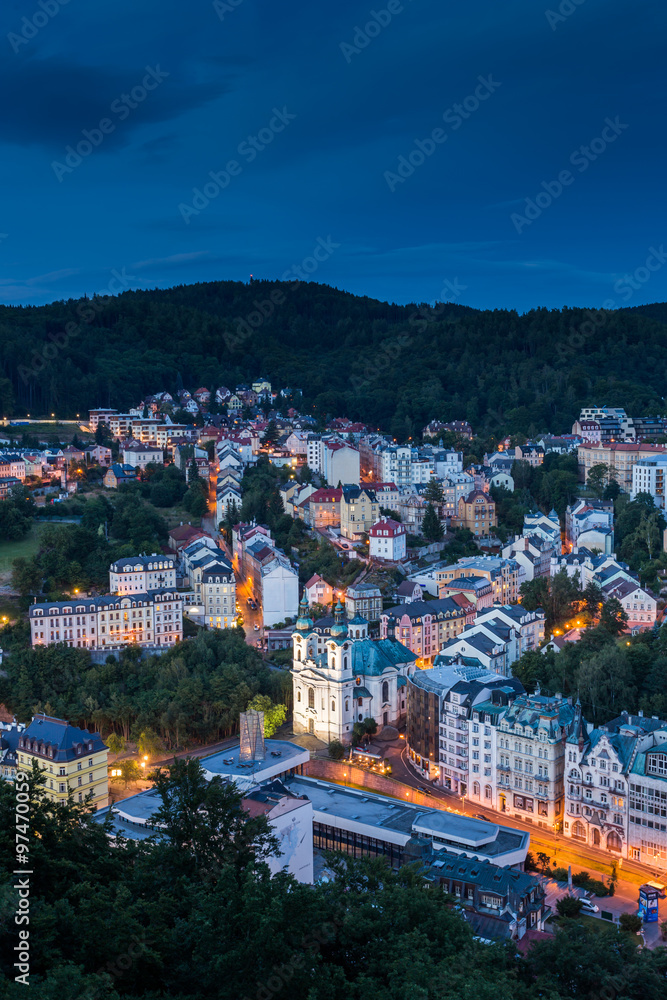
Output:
[{"xmin": 1, "ymin": 279, "xmax": 666, "ymax": 439}]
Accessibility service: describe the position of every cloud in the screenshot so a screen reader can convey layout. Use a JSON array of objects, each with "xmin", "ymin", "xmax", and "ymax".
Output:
[{"xmin": 0, "ymin": 58, "xmax": 233, "ymax": 150}]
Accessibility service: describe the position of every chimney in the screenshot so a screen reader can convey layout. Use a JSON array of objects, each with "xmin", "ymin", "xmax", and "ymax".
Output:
[{"xmin": 639, "ymin": 709, "xmax": 644, "ymax": 717}]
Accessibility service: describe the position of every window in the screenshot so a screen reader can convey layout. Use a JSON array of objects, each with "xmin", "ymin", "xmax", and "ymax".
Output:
[{"xmin": 307, "ymin": 688, "xmax": 314, "ymax": 709}]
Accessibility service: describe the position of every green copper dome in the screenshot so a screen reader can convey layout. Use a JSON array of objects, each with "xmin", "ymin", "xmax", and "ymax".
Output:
[{"xmin": 295, "ymin": 593, "xmax": 313, "ymax": 632}]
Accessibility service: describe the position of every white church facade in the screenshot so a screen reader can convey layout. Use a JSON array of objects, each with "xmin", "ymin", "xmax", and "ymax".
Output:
[{"xmin": 291, "ymin": 598, "xmax": 417, "ymax": 743}]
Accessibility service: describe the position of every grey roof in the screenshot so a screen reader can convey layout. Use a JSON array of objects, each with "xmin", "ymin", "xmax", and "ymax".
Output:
[
  {"xmin": 383, "ymin": 597, "xmax": 468, "ymax": 622},
  {"xmin": 111, "ymin": 555, "xmax": 175, "ymax": 571},
  {"xmin": 20, "ymin": 715, "xmax": 106, "ymax": 762},
  {"xmin": 427, "ymin": 850, "xmax": 541, "ymax": 895}
]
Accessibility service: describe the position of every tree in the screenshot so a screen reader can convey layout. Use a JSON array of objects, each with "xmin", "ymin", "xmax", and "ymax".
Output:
[
  {"xmin": 152, "ymin": 757, "xmax": 278, "ymax": 876},
  {"xmin": 423, "ymin": 478, "xmax": 444, "ymax": 504},
  {"xmin": 599, "ymin": 597, "xmax": 629, "ymax": 636},
  {"xmin": 582, "ymin": 580, "xmax": 603, "ymax": 621},
  {"xmin": 329, "ymin": 739, "xmax": 345, "ymax": 760},
  {"xmin": 134, "ymin": 727, "xmax": 163, "ymax": 759},
  {"xmin": 116, "ymin": 759, "xmax": 141, "ymax": 787},
  {"xmin": 586, "ymin": 463, "xmax": 610, "ymax": 498},
  {"xmin": 246, "ymin": 694, "xmax": 287, "ymax": 737},
  {"xmin": 105, "ymin": 733, "xmax": 125, "ymax": 755},
  {"xmin": 536, "ymin": 851, "xmax": 551, "ymax": 874},
  {"xmin": 421, "ymin": 502, "xmax": 443, "ymax": 542},
  {"xmin": 556, "ymin": 894, "xmax": 583, "ymax": 917},
  {"xmin": 619, "ymin": 912, "xmax": 642, "ymax": 934}
]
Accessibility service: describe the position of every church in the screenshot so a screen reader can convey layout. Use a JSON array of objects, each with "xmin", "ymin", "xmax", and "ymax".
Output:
[{"xmin": 291, "ymin": 597, "xmax": 417, "ymax": 743}]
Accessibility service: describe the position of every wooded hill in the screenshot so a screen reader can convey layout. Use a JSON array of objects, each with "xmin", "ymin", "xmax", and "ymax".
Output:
[{"xmin": 1, "ymin": 279, "xmax": 666, "ymax": 439}]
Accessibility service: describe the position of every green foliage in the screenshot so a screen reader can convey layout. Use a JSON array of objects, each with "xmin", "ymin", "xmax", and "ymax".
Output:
[
  {"xmin": 105, "ymin": 732, "xmax": 126, "ymax": 754},
  {"xmin": 5, "ymin": 281, "xmax": 667, "ymax": 437},
  {"xmin": 1, "ymin": 628, "xmax": 276, "ymax": 747},
  {"xmin": 0, "ymin": 486, "xmax": 35, "ymax": 541},
  {"xmin": 246, "ymin": 694, "xmax": 287, "ymax": 737},
  {"xmin": 328, "ymin": 738, "xmax": 346, "ymax": 760},
  {"xmin": 114, "ymin": 759, "xmax": 141, "ymax": 787},
  {"xmin": 619, "ymin": 912, "xmax": 643, "ymax": 934},
  {"xmin": 0, "ymin": 768, "xmax": 664, "ymax": 999},
  {"xmin": 598, "ymin": 597, "xmax": 629, "ymax": 636},
  {"xmin": 556, "ymin": 894, "xmax": 583, "ymax": 917},
  {"xmin": 519, "ymin": 567, "xmax": 580, "ymax": 629},
  {"xmin": 421, "ymin": 502, "xmax": 444, "ymax": 542}
]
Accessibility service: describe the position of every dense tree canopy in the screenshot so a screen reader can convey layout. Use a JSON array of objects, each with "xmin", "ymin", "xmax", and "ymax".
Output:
[
  {"xmin": 2, "ymin": 281, "xmax": 667, "ymax": 440},
  {"xmin": 0, "ymin": 628, "xmax": 289, "ymax": 747}
]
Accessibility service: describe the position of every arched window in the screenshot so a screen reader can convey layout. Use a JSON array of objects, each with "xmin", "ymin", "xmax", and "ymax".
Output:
[
  {"xmin": 331, "ymin": 700, "xmax": 336, "ymax": 713},
  {"xmin": 607, "ymin": 831, "xmax": 623, "ymax": 853},
  {"xmin": 297, "ymin": 649, "xmax": 301, "ymax": 661},
  {"xmin": 297, "ymin": 690, "xmax": 301, "ymax": 702},
  {"xmin": 382, "ymin": 681, "xmax": 389, "ymax": 703},
  {"xmin": 345, "ymin": 699, "xmax": 349, "ymax": 712},
  {"xmin": 572, "ymin": 821, "xmax": 586, "ymax": 840},
  {"xmin": 308, "ymin": 688, "xmax": 315, "ymax": 709},
  {"xmin": 343, "ymin": 656, "xmax": 348, "ymax": 670},
  {"xmin": 484, "ymin": 785, "xmax": 492, "ymax": 800},
  {"xmin": 473, "ymin": 781, "xmax": 480, "ymax": 796}
]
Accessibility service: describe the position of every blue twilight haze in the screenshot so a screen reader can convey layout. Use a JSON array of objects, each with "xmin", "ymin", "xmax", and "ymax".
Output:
[{"xmin": 1, "ymin": 0, "xmax": 664, "ymax": 311}]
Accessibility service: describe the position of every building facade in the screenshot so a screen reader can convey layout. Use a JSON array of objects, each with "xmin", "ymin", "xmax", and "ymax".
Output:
[
  {"xmin": 109, "ymin": 554, "xmax": 177, "ymax": 594},
  {"xmin": 29, "ymin": 590, "xmax": 183, "ymax": 649},
  {"xmin": 292, "ymin": 600, "xmax": 415, "ymax": 742},
  {"xmin": 16, "ymin": 714, "xmax": 108, "ymax": 810}
]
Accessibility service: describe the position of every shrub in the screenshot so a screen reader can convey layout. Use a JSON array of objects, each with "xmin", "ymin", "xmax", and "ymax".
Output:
[
  {"xmin": 619, "ymin": 913, "xmax": 642, "ymax": 934},
  {"xmin": 552, "ymin": 867, "xmax": 569, "ymax": 882},
  {"xmin": 329, "ymin": 739, "xmax": 346, "ymax": 761},
  {"xmin": 556, "ymin": 895, "xmax": 583, "ymax": 918}
]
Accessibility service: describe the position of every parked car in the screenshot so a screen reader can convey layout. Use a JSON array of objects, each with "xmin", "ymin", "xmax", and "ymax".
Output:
[
  {"xmin": 253, "ymin": 624, "xmax": 260, "ymax": 631},
  {"xmin": 580, "ymin": 897, "xmax": 599, "ymax": 913}
]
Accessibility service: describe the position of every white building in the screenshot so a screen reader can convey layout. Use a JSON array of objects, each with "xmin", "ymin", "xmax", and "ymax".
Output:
[
  {"xmin": 109, "ymin": 555, "xmax": 177, "ymax": 594},
  {"xmin": 201, "ymin": 560, "xmax": 236, "ymax": 629},
  {"xmin": 379, "ymin": 445, "xmax": 412, "ymax": 488},
  {"xmin": 368, "ymin": 516, "xmax": 407, "ymax": 562},
  {"xmin": 631, "ymin": 455, "xmax": 667, "ymax": 508},
  {"xmin": 322, "ymin": 440, "xmax": 360, "ymax": 486},
  {"xmin": 563, "ymin": 705, "xmax": 628, "ymax": 857},
  {"xmin": 29, "ymin": 590, "xmax": 183, "ymax": 649},
  {"xmin": 261, "ymin": 555, "xmax": 299, "ymax": 626},
  {"xmin": 292, "ymin": 599, "xmax": 415, "ymax": 742},
  {"xmin": 120, "ymin": 441, "xmax": 164, "ymax": 469}
]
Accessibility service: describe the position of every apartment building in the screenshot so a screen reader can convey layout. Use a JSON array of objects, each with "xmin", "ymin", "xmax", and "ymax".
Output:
[
  {"xmin": 563, "ymin": 704, "xmax": 630, "ymax": 857},
  {"xmin": 369, "ymin": 516, "xmax": 407, "ymax": 561},
  {"xmin": 496, "ymin": 692, "xmax": 574, "ymax": 828},
  {"xmin": 16, "ymin": 714, "xmax": 108, "ymax": 810},
  {"xmin": 565, "ymin": 498, "xmax": 614, "ymax": 553},
  {"xmin": 120, "ymin": 441, "xmax": 164, "ymax": 469},
  {"xmin": 381, "ymin": 595, "xmax": 476, "ymax": 665},
  {"xmin": 299, "ymin": 487, "xmax": 342, "ymax": 529},
  {"xmin": 631, "ymin": 455, "xmax": 667, "ymax": 508},
  {"xmin": 201, "ymin": 561, "xmax": 236, "ymax": 629},
  {"xmin": 437, "ymin": 556, "xmax": 520, "ymax": 605},
  {"xmin": 29, "ymin": 591, "xmax": 183, "ymax": 649},
  {"xmin": 110, "ymin": 554, "xmax": 177, "ymax": 594},
  {"xmin": 340, "ymin": 485, "xmax": 379, "ymax": 541},
  {"xmin": 345, "ymin": 582, "xmax": 382, "ymax": 623},
  {"xmin": 406, "ymin": 661, "xmax": 523, "ymax": 790},
  {"xmin": 577, "ymin": 442, "xmax": 667, "ymax": 490},
  {"xmin": 452, "ymin": 490, "xmax": 497, "ymax": 537}
]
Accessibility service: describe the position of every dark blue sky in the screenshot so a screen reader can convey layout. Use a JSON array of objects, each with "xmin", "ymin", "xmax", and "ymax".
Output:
[{"xmin": 1, "ymin": 0, "xmax": 664, "ymax": 311}]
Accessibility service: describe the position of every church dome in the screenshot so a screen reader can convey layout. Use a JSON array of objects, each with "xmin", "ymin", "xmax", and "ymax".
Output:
[
  {"xmin": 295, "ymin": 593, "xmax": 313, "ymax": 632},
  {"xmin": 330, "ymin": 599, "xmax": 348, "ymax": 639}
]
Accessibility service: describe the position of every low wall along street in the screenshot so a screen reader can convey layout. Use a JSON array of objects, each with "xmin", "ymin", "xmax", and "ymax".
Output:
[{"xmin": 304, "ymin": 757, "xmax": 446, "ymax": 810}]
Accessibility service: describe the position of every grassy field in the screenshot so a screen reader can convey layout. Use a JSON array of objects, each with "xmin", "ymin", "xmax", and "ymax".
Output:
[
  {"xmin": 5, "ymin": 421, "xmax": 93, "ymax": 443},
  {"xmin": 0, "ymin": 522, "xmax": 46, "ymax": 581}
]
